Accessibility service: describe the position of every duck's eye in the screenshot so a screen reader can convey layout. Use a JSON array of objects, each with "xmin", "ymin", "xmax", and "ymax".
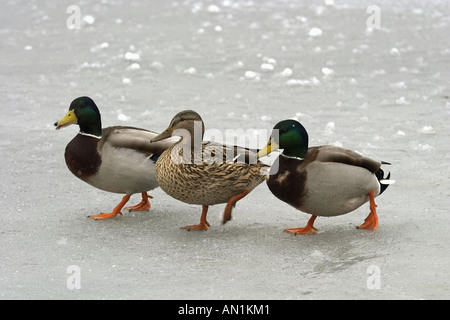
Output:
[
  {"xmin": 171, "ymin": 119, "xmax": 181, "ymax": 127},
  {"xmin": 172, "ymin": 117, "xmax": 185, "ymax": 126}
]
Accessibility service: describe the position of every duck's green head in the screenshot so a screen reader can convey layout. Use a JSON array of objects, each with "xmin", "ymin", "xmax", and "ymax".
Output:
[
  {"xmin": 54, "ymin": 96, "xmax": 102, "ymax": 137},
  {"xmin": 258, "ymin": 119, "xmax": 309, "ymax": 158}
]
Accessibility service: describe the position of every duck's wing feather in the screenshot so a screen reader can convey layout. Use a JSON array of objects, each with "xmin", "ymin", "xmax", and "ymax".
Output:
[
  {"xmin": 201, "ymin": 141, "xmax": 261, "ymax": 165},
  {"xmin": 311, "ymin": 145, "xmax": 382, "ymax": 173},
  {"xmin": 101, "ymin": 126, "xmax": 177, "ymax": 157}
]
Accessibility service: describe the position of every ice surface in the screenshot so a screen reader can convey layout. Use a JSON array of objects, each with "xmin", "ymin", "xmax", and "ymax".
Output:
[{"xmin": 1, "ymin": 0, "xmax": 450, "ymax": 300}]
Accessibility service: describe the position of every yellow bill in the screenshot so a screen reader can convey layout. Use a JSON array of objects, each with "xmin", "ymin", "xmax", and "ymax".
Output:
[
  {"xmin": 257, "ymin": 138, "xmax": 279, "ymax": 158},
  {"xmin": 55, "ymin": 110, "xmax": 77, "ymax": 130}
]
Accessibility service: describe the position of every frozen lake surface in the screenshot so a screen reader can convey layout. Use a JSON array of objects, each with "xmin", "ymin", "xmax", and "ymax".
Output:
[{"xmin": 1, "ymin": 0, "xmax": 449, "ymax": 299}]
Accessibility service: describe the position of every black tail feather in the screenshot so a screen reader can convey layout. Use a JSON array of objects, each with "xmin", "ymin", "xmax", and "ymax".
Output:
[{"xmin": 376, "ymin": 168, "xmax": 391, "ymax": 195}]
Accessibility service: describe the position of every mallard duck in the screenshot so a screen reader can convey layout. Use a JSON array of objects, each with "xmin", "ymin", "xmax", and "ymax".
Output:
[
  {"xmin": 150, "ymin": 110, "xmax": 269, "ymax": 230},
  {"xmin": 257, "ymin": 119, "xmax": 394, "ymax": 234},
  {"xmin": 54, "ymin": 96, "xmax": 175, "ymax": 219}
]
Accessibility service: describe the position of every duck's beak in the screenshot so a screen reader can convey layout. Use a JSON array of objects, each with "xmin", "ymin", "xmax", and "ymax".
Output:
[
  {"xmin": 257, "ymin": 138, "xmax": 279, "ymax": 158},
  {"xmin": 151, "ymin": 127, "xmax": 174, "ymax": 142},
  {"xmin": 54, "ymin": 110, "xmax": 77, "ymax": 130}
]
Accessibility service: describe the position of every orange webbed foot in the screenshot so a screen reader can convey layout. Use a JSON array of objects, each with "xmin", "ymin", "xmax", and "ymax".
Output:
[
  {"xmin": 181, "ymin": 205, "xmax": 210, "ymax": 231},
  {"xmin": 181, "ymin": 221, "xmax": 210, "ymax": 231},
  {"xmin": 358, "ymin": 211, "xmax": 378, "ymax": 230},
  {"xmin": 88, "ymin": 195, "xmax": 130, "ymax": 220},
  {"xmin": 89, "ymin": 211, "xmax": 123, "ymax": 220},
  {"xmin": 284, "ymin": 226, "xmax": 317, "ymax": 235},
  {"xmin": 284, "ymin": 215, "xmax": 318, "ymax": 235},
  {"xmin": 125, "ymin": 193, "xmax": 153, "ymax": 211}
]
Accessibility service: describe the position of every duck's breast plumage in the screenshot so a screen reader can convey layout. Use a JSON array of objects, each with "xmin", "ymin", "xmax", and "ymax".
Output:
[
  {"xmin": 65, "ymin": 134, "xmax": 101, "ymax": 180},
  {"xmin": 267, "ymin": 155, "xmax": 308, "ymax": 209}
]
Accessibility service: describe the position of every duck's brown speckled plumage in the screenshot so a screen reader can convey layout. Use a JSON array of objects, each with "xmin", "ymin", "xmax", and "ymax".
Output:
[
  {"xmin": 151, "ymin": 110, "xmax": 269, "ymax": 230},
  {"xmin": 156, "ymin": 141, "xmax": 268, "ymax": 206}
]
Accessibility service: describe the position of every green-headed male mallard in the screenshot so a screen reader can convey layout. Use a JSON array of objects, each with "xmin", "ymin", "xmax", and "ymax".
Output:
[
  {"xmin": 257, "ymin": 119, "xmax": 394, "ymax": 234},
  {"xmin": 54, "ymin": 96, "xmax": 175, "ymax": 220},
  {"xmin": 150, "ymin": 110, "xmax": 269, "ymax": 230}
]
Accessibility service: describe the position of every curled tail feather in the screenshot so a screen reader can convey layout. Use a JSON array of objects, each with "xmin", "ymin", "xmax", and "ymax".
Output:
[{"xmin": 375, "ymin": 167, "xmax": 395, "ymax": 195}]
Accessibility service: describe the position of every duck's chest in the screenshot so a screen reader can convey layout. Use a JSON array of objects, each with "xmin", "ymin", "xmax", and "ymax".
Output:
[
  {"xmin": 154, "ymin": 146, "xmax": 201, "ymax": 200},
  {"xmin": 65, "ymin": 134, "xmax": 101, "ymax": 181},
  {"xmin": 268, "ymin": 161, "xmax": 308, "ymax": 209}
]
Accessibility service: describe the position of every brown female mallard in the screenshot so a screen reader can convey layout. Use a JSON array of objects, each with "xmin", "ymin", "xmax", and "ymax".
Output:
[{"xmin": 151, "ymin": 110, "xmax": 269, "ymax": 230}]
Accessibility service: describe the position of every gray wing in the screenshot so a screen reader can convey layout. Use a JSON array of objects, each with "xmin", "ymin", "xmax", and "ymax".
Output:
[
  {"xmin": 313, "ymin": 145, "xmax": 382, "ymax": 173},
  {"xmin": 101, "ymin": 126, "xmax": 177, "ymax": 156}
]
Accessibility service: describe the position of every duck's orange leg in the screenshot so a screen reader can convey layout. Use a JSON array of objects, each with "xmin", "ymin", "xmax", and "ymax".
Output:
[
  {"xmin": 125, "ymin": 192, "xmax": 153, "ymax": 211},
  {"xmin": 222, "ymin": 189, "xmax": 250, "ymax": 224},
  {"xmin": 284, "ymin": 215, "xmax": 318, "ymax": 235},
  {"xmin": 89, "ymin": 195, "xmax": 131, "ymax": 220},
  {"xmin": 181, "ymin": 205, "xmax": 210, "ymax": 231},
  {"xmin": 358, "ymin": 189, "xmax": 379, "ymax": 230}
]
